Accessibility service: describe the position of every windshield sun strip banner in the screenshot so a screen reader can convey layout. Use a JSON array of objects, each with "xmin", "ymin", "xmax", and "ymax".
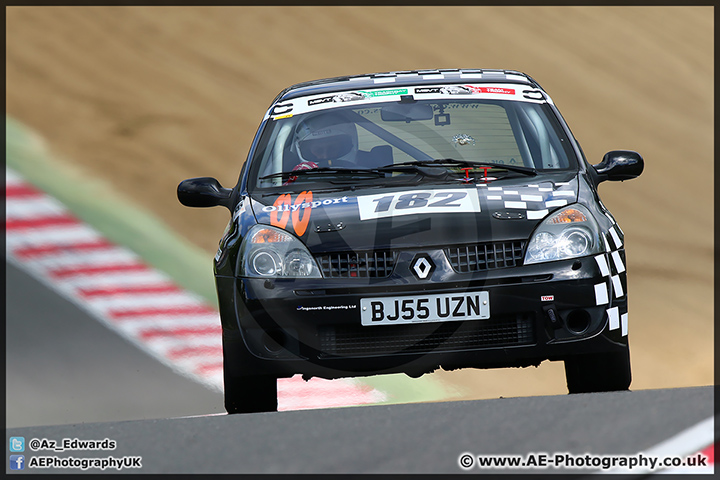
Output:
[{"xmin": 265, "ymin": 84, "xmax": 548, "ymax": 120}]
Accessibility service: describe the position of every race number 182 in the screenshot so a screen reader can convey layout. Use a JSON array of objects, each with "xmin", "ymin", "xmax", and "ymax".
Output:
[{"xmin": 357, "ymin": 189, "xmax": 481, "ymax": 220}]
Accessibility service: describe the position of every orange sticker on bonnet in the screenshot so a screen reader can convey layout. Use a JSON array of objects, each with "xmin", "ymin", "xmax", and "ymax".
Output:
[{"xmin": 270, "ymin": 191, "xmax": 313, "ymax": 237}]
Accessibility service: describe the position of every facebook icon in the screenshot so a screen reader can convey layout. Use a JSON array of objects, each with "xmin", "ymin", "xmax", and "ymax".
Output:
[{"xmin": 10, "ymin": 455, "xmax": 25, "ymax": 470}]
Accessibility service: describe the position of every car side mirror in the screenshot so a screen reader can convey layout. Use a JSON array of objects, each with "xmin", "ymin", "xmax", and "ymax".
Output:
[
  {"xmin": 592, "ymin": 150, "xmax": 644, "ymax": 183},
  {"xmin": 177, "ymin": 177, "xmax": 233, "ymax": 209}
]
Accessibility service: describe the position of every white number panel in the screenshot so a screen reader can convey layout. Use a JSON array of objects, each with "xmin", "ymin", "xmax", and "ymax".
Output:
[{"xmin": 357, "ymin": 189, "xmax": 481, "ymax": 221}]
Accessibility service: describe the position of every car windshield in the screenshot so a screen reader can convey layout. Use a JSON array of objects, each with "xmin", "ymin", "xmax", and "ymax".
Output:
[{"xmin": 249, "ymin": 95, "xmax": 577, "ymax": 191}]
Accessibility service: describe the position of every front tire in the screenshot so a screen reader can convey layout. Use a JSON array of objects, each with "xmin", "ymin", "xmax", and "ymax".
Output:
[
  {"xmin": 222, "ymin": 332, "xmax": 278, "ymax": 414},
  {"xmin": 224, "ymin": 372, "xmax": 278, "ymax": 414},
  {"xmin": 564, "ymin": 345, "xmax": 631, "ymax": 394}
]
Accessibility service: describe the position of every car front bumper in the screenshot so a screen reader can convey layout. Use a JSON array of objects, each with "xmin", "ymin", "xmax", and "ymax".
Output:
[{"xmin": 217, "ymin": 252, "xmax": 629, "ymax": 380}]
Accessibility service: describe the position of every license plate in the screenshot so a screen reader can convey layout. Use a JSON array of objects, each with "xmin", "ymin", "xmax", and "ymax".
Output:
[{"xmin": 360, "ymin": 291, "xmax": 490, "ymax": 326}]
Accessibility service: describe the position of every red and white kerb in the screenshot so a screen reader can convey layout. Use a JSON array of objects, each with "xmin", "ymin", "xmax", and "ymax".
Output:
[{"xmin": 5, "ymin": 167, "xmax": 386, "ymax": 411}]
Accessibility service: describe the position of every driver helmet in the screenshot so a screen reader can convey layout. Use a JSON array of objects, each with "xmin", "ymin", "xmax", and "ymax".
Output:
[{"xmin": 293, "ymin": 112, "xmax": 358, "ymax": 166}]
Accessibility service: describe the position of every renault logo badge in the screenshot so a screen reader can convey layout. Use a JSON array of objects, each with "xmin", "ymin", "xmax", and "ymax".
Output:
[{"xmin": 411, "ymin": 254, "xmax": 435, "ymax": 280}]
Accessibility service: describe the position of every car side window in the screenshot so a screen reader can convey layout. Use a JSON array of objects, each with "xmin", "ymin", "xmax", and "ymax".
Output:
[{"xmin": 512, "ymin": 103, "xmax": 572, "ymax": 170}]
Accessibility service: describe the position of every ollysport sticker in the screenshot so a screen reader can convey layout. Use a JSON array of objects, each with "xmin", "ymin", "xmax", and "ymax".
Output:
[
  {"xmin": 264, "ymin": 193, "xmax": 350, "ymax": 236},
  {"xmin": 357, "ymin": 189, "xmax": 480, "ymax": 221},
  {"xmin": 261, "ymin": 195, "xmax": 350, "ymax": 213}
]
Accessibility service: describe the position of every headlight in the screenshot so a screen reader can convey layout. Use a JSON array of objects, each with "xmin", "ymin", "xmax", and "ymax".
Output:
[
  {"xmin": 239, "ymin": 225, "xmax": 322, "ymax": 278},
  {"xmin": 524, "ymin": 204, "xmax": 603, "ymax": 265}
]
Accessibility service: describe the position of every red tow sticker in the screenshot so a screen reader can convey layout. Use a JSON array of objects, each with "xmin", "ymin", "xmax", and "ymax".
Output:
[{"xmin": 466, "ymin": 86, "xmax": 516, "ymax": 95}]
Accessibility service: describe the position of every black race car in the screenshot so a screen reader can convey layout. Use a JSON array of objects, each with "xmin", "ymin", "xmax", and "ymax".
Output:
[{"xmin": 178, "ymin": 69, "xmax": 643, "ymax": 414}]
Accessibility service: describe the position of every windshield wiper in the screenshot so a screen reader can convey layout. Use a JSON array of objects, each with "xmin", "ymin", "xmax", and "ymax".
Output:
[
  {"xmin": 372, "ymin": 164, "xmax": 448, "ymax": 178},
  {"xmin": 259, "ymin": 165, "xmax": 448, "ymax": 181},
  {"xmin": 259, "ymin": 161, "xmax": 488, "ymax": 185},
  {"xmin": 259, "ymin": 167, "xmax": 384, "ymax": 180},
  {"xmin": 389, "ymin": 159, "xmax": 538, "ymax": 176}
]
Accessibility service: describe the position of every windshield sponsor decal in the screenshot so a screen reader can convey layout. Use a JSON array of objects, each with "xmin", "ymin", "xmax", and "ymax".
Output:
[
  {"xmin": 308, "ymin": 91, "xmax": 366, "ymax": 106},
  {"xmin": 264, "ymin": 193, "xmax": 350, "ymax": 236},
  {"xmin": 306, "ymin": 88, "xmax": 409, "ymax": 105},
  {"xmin": 268, "ymin": 83, "xmax": 540, "ymax": 119},
  {"xmin": 270, "ymin": 102, "xmax": 293, "ymax": 116},
  {"xmin": 360, "ymin": 87, "xmax": 409, "ymax": 98},
  {"xmin": 415, "ymin": 86, "xmax": 473, "ymax": 95},
  {"xmin": 465, "ymin": 85, "xmax": 516, "ymax": 95},
  {"xmin": 414, "ymin": 85, "xmax": 515, "ymax": 96},
  {"xmin": 415, "ymin": 87, "xmax": 442, "ymax": 94},
  {"xmin": 357, "ymin": 189, "xmax": 480, "ymax": 220},
  {"xmin": 523, "ymin": 90, "xmax": 545, "ymax": 100}
]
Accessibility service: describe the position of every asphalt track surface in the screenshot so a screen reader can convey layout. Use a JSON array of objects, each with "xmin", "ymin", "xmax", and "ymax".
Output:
[
  {"xmin": 5, "ymin": 260, "xmax": 225, "ymax": 429},
  {"xmin": 5, "ymin": 257, "xmax": 714, "ymax": 474},
  {"xmin": 6, "ymin": 387, "xmax": 714, "ymax": 475}
]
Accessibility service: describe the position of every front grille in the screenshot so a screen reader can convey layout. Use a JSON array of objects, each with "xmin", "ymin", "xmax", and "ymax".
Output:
[
  {"xmin": 316, "ymin": 251, "xmax": 396, "ymax": 278},
  {"xmin": 445, "ymin": 241, "xmax": 525, "ymax": 273},
  {"xmin": 317, "ymin": 315, "xmax": 535, "ymax": 357}
]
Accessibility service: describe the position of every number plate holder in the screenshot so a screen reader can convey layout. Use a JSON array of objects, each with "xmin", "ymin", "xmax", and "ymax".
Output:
[{"xmin": 360, "ymin": 291, "xmax": 490, "ymax": 326}]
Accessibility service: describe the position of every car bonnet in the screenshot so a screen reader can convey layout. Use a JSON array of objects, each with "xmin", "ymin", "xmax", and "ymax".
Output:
[{"xmin": 248, "ymin": 174, "xmax": 579, "ymax": 253}]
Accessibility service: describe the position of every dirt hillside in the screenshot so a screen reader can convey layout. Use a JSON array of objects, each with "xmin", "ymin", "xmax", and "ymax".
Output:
[{"xmin": 6, "ymin": 6, "xmax": 713, "ymax": 400}]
